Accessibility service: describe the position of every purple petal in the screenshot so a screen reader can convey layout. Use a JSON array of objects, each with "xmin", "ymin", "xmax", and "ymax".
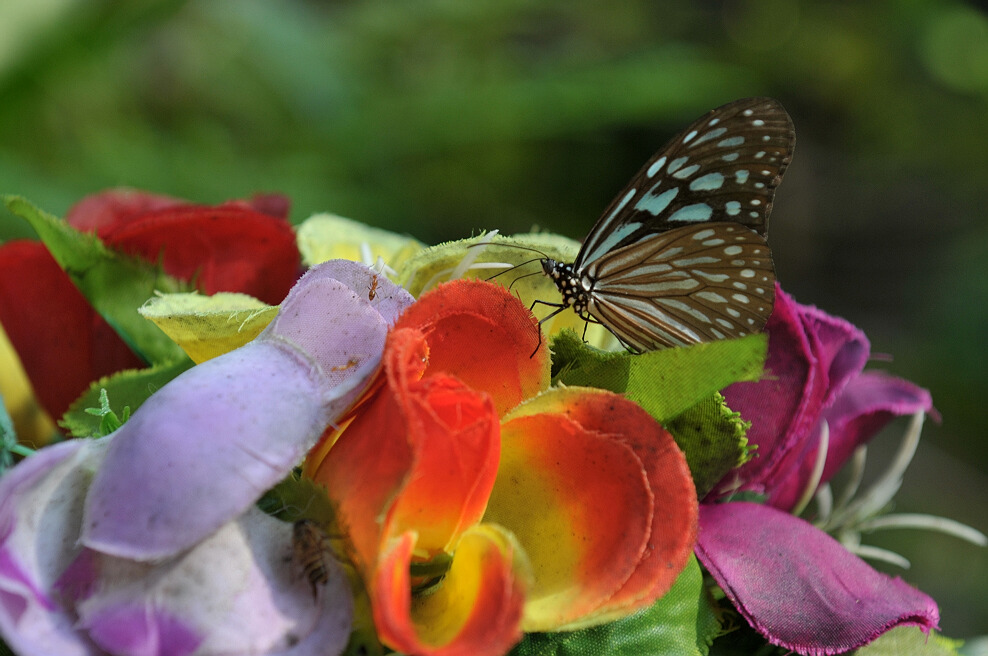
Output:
[
  {"xmin": 83, "ymin": 260, "xmax": 413, "ymax": 560},
  {"xmin": 696, "ymin": 502, "xmax": 939, "ymax": 655},
  {"xmin": 0, "ymin": 439, "xmax": 109, "ymax": 656},
  {"xmin": 768, "ymin": 372, "xmax": 935, "ymax": 510},
  {"xmin": 797, "ymin": 301, "xmax": 869, "ymax": 410},
  {"xmin": 69, "ymin": 508, "xmax": 352, "ymax": 656},
  {"xmin": 82, "ymin": 341, "xmax": 330, "ymax": 560},
  {"xmin": 719, "ymin": 286, "xmax": 872, "ymax": 501},
  {"xmin": 719, "ymin": 286, "xmax": 828, "ymax": 495}
]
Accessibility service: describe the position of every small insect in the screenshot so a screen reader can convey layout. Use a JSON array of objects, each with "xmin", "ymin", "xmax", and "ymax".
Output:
[
  {"xmin": 368, "ymin": 274, "xmax": 379, "ymax": 301},
  {"xmin": 292, "ymin": 519, "xmax": 333, "ymax": 599},
  {"xmin": 330, "ymin": 358, "xmax": 359, "ymax": 372},
  {"xmin": 534, "ymin": 97, "xmax": 795, "ymax": 353}
]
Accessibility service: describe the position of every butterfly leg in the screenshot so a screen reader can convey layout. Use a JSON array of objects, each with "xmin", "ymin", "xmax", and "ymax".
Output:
[{"xmin": 529, "ymin": 299, "xmax": 569, "ymax": 357}]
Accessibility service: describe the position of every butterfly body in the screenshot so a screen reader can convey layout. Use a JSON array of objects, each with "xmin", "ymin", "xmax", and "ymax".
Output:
[{"xmin": 540, "ymin": 97, "xmax": 794, "ymax": 352}]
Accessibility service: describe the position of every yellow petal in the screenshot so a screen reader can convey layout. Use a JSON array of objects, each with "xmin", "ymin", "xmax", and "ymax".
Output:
[
  {"xmin": 139, "ymin": 292, "xmax": 277, "ymax": 363},
  {"xmin": 0, "ymin": 322, "xmax": 56, "ymax": 445}
]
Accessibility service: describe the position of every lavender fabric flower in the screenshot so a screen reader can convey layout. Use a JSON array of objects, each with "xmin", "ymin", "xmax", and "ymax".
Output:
[
  {"xmin": 0, "ymin": 260, "xmax": 414, "ymax": 656},
  {"xmin": 696, "ymin": 284, "xmax": 939, "ymax": 655}
]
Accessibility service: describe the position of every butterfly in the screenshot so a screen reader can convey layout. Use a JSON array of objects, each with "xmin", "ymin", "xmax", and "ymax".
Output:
[{"xmin": 536, "ymin": 97, "xmax": 795, "ymax": 352}]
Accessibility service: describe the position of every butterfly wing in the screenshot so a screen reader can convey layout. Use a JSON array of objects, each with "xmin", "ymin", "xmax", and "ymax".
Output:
[
  {"xmin": 584, "ymin": 222, "xmax": 775, "ymax": 351},
  {"xmin": 575, "ymin": 97, "xmax": 794, "ymax": 271}
]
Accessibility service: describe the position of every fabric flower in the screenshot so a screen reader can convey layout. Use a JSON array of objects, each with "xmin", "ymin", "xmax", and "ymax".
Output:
[
  {"xmin": 0, "ymin": 188, "xmax": 300, "ymax": 422},
  {"xmin": 0, "ymin": 260, "xmax": 413, "ymax": 655},
  {"xmin": 306, "ymin": 279, "xmax": 698, "ymax": 656},
  {"xmin": 695, "ymin": 284, "xmax": 939, "ymax": 655}
]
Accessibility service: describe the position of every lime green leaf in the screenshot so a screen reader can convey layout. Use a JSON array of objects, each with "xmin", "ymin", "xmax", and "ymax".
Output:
[
  {"xmin": 510, "ymin": 556, "xmax": 719, "ymax": 656},
  {"xmin": 664, "ymin": 393, "xmax": 751, "ymax": 498},
  {"xmin": 853, "ymin": 628, "xmax": 962, "ymax": 656},
  {"xmin": 60, "ymin": 359, "xmax": 193, "ymax": 437},
  {"xmin": 139, "ymin": 292, "xmax": 277, "ymax": 363},
  {"xmin": 3, "ymin": 195, "xmax": 189, "ymax": 364},
  {"xmin": 551, "ymin": 331, "xmax": 767, "ymax": 422},
  {"xmin": 296, "ymin": 212, "xmax": 424, "ymax": 270}
]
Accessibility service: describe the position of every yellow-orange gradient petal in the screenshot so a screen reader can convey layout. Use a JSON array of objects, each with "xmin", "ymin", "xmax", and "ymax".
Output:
[
  {"xmin": 393, "ymin": 279, "xmax": 549, "ymax": 416},
  {"xmin": 484, "ymin": 388, "xmax": 656, "ymax": 631},
  {"xmin": 374, "ymin": 526, "xmax": 530, "ymax": 656},
  {"xmin": 513, "ymin": 386, "xmax": 698, "ymax": 628}
]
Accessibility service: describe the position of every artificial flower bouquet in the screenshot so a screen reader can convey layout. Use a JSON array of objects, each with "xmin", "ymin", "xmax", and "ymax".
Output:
[{"xmin": 0, "ymin": 190, "xmax": 981, "ymax": 656}]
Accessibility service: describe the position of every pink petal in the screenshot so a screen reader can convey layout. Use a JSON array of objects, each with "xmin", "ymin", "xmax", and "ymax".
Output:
[{"xmin": 696, "ymin": 502, "xmax": 939, "ymax": 655}]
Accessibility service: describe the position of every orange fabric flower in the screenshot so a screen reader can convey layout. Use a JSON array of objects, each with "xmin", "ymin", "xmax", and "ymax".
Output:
[{"xmin": 307, "ymin": 280, "xmax": 697, "ymax": 655}]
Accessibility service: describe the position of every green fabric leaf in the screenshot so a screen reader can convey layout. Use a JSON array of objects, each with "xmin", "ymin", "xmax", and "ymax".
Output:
[
  {"xmin": 852, "ymin": 628, "xmax": 962, "ymax": 656},
  {"xmin": 60, "ymin": 359, "xmax": 193, "ymax": 437},
  {"xmin": 3, "ymin": 195, "xmax": 189, "ymax": 365},
  {"xmin": 551, "ymin": 331, "xmax": 767, "ymax": 423},
  {"xmin": 664, "ymin": 393, "xmax": 751, "ymax": 498},
  {"xmin": 510, "ymin": 556, "xmax": 719, "ymax": 656},
  {"xmin": 0, "ymin": 391, "xmax": 17, "ymax": 475}
]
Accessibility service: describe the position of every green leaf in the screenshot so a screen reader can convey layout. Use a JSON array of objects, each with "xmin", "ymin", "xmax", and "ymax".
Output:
[
  {"xmin": 60, "ymin": 359, "xmax": 193, "ymax": 437},
  {"xmin": 852, "ymin": 627, "xmax": 962, "ymax": 656},
  {"xmin": 509, "ymin": 556, "xmax": 720, "ymax": 656},
  {"xmin": 3, "ymin": 195, "xmax": 189, "ymax": 365},
  {"xmin": 664, "ymin": 393, "xmax": 751, "ymax": 498},
  {"xmin": 0, "ymin": 392, "xmax": 18, "ymax": 475},
  {"xmin": 551, "ymin": 331, "xmax": 767, "ymax": 423}
]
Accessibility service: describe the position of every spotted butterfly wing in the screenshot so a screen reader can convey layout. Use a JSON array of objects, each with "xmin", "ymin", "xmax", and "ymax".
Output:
[{"xmin": 542, "ymin": 97, "xmax": 795, "ymax": 352}]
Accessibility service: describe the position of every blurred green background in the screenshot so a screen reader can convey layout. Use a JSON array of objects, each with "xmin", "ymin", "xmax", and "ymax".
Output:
[{"xmin": 0, "ymin": 0, "xmax": 985, "ymax": 640}]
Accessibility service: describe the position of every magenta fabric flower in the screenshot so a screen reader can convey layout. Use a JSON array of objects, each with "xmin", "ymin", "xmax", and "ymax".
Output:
[
  {"xmin": 695, "ymin": 284, "xmax": 939, "ymax": 655},
  {"xmin": 0, "ymin": 260, "xmax": 414, "ymax": 656}
]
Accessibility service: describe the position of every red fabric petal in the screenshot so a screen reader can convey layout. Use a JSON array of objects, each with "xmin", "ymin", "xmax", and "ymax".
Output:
[
  {"xmin": 65, "ymin": 189, "xmax": 291, "ymax": 236},
  {"xmin": 103, "ymin": 206, "xmax": 298, "ymax": 305},
  {"xmin": 65, "ymin": 189, "xmax": 187, "ymax": 236},
  {"xmin": 696, "ymin": 502, "xmax": 939, "ymax": 655},
  {"xmin": 393, "ymin": 280, "xmax": 547, "ymax": 416},
  {"xmin": 0, "ymin": 241, "xmax": 144, "ymax": 419}
]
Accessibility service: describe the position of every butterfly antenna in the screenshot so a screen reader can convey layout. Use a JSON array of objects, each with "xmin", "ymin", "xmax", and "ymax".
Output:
[{"xmin": 486, "ymin": 258, "xmax": 543, "ymax": 284}]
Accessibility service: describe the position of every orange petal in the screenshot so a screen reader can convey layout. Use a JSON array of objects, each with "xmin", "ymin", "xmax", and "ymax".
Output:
[
  {"xmin": 373, "ymin": 526, "xmax": 529, "ymax": 656},
  {"xmin": 309, "ymin": 382, "xmax": 413, "ymax": 574},
  {"xmin": 389, "ymin": 374, "xmax": 499, "ymax": 554},
  {"xmin": 515, "ymin": 387, "xmax": 699, "ymax": 627},
  {"xmin": 393, "ymin": 280, "xmax": 549, "ymax": 415},
  {"xmin": 484, "ymin": 388, "xmax": 658, "ymax": 631},
  {"xmin": 310, "ymin": 327, "xmax": 501, "ymax": 567}
]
